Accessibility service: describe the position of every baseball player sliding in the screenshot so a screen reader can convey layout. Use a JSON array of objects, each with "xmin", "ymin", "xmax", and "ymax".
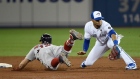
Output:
[
  {"xmin": 12, "ymin": 29, "xmax": 83, "ymax": 70},
  {"xmin": 77, "ymin": 11, "xmax": 137, "ymax": 70}
]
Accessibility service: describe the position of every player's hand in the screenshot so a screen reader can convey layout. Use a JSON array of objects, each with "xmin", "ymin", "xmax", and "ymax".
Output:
[
  {"xmin": 77, "ymin": 51, "xmax": 86, "ymax": 55},
  {"xmin": 108, "ymin": 45, "xmax": 120, "ymax": 60},
  {"xmin": 12, "ymin": 66, "xmax": 21, "ymax": 71}
]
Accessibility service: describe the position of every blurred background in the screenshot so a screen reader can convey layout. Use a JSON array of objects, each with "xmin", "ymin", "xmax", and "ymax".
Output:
[
  {"xmin": 0, "ymin": 0, "xmax": 140, "ymax": 56},
  {"xmin": 0, "ymin": 0, "xmax": 140, "ymax": 27}
]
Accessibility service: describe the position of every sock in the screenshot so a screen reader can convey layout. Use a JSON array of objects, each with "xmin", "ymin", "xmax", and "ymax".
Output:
[
  {"xmin": 51, "ymin": 58, "xmax": 59, "ymax": 67},
  {"xmin": 69, "ymin": 34, "xmax": 74, "ymax": 40},
  {"xmin": 63, "ymin": 34, "xmax": 75, "ymax": 51},
  {"xmin": 64, "ymin": 41, "xmax": 72, "ymax": 51}
]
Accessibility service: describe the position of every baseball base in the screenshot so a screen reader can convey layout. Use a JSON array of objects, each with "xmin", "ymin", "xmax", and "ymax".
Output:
[{"xmin": 0, "ymin": 63, "xmax": 12, "ymax": 68}]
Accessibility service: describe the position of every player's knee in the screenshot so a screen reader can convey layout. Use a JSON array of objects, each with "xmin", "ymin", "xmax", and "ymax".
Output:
[
  {"xmin": 107, "ymin": 38, "xmax": 121, "ymax": 49},
  {"xmin": 107, "ymin": 40, "xmax": 114, "ymax": 49},
  {"xmin": 51, "ymin": 58, "xmax": 59, "ymax": 68}
]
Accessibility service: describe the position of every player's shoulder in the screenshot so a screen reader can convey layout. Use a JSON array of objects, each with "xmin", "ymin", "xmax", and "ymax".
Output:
[
  {"xmin": 84, "ymin": 21, "xmax": 93, "ymax": 32},
  {"xmin": 101, "ymin": 20, "xmax": 113, "ymax": 31},
  {"xmin": 102, "ymin": 20, "xmax": 112, "ymax": 28},
  {"xmin": 85, "ymin": 21, "xmax": 92, "ymax": 26},
  {"xmin": 102, "ymin": 20, "xmax": 111, "ymax": 26},
  {"xmin": 84, "ymin": 21, "xmax": 93, "ymax": 28}
]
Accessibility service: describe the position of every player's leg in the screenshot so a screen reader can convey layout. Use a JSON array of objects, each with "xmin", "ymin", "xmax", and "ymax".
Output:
[
  {"xmin": 60, "ymin": 29, "xmax": 83, "ymax": 66},
  {"xmin": 81, "ymin": 34, "xmax": 123, "ymax": 68},
  {"xmin": 118, "ymin": 46, "xmax": 137, "ymax": 70},
  {"xmin": 44, "ymin": 55, "xmax": 68, "ymax": 70},
  {"xmin": 43, "ymin": 29, "xmax": 83, "ymax": 70},
  {"xmin": 43, "ymin": 52, "xmax": 71, "ymax": 70},
  {"xmin": 81, "ymin": 41, "xmax": 109, "ymax": 68},
  {"xmin": 49, "ymin": 51, "xmax": 71, "ymax": 69},
  {"xmin": 39, "ymin": 53, "xmax": 59, "ymax": 70},
  {"xmin": 63, "ymin": 29, "xmax": 83, "ymax": 52},
  {"xmin": 107, "ymin": 35, "xmax": 137, "ymax": 70}
]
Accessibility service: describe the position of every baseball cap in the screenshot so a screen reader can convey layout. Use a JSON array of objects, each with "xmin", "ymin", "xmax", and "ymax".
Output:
[{"xmin": 91, "ymin": 11, "xmax": 104, "ymax": 20}]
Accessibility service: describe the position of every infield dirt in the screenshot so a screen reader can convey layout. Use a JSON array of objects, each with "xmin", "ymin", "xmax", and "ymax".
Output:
[{"xmin": 0, "ymin": 56, "xmax": 140, "ymax": 79}]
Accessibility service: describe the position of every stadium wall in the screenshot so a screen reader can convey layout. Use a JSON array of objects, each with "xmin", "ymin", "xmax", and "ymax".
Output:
[
  {"xmin": 0, "ymin": 0, "xmax": 92, "ymax": 28},
  {"xmin": 0, "ymin": 0, "xmax": 139, "ymax": 28}
]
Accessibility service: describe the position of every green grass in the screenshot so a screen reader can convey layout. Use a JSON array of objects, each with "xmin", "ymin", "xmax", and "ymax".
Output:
[{"xmin": 0, "ymin": 28, "xmax": 140, "ymax": 57}]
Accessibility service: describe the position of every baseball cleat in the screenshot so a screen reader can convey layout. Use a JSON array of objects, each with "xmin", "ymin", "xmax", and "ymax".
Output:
[
  {"xmin": 59, "ymin": 52, "xmax": 71, "ymax": 67},
  {"xmin": 69, "ymin": 29, "xmax": 83, "ymax": 40},
  {"xmin": 125, "ymin": 63, "xmax": 137, "ymax": 70},
  {"xmin": 81, "ymin": 61, "xmax": 87, "ymax": 68}
]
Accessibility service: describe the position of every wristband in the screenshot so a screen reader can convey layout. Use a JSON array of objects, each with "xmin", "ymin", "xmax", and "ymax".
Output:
[{"xmin": 113, "ymin": 40, "xmax": 118, "ymax": 46}]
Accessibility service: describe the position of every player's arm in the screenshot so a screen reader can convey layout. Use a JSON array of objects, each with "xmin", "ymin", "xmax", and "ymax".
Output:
[
  {"xmin": 77, "ymin": 38, "xmax": 90, "ymax": 55},
  {"xmin": 108, "ymin": 29, "xmax": 118, "ymax": 46},
  {"xmin": 108, "ymin": 30, "xmax": 122, "ymax": 60},
  {"xmin": 12, "ymin": 58, "xmax": 31, "ymax": 71},
  {"xmin": 18, "ymin": 58, "xmax": 30, "ymax": 70},
  {"xmin": 77, "ymin": 24, "xmax": 91, "ymax": 55},
  {"xmin": 12, "ymin": 48, "xmax": 35, "ymax": 71},
  {"xmin": 83, "ymin": 38, "xmax": 90, "ymax": 52}
]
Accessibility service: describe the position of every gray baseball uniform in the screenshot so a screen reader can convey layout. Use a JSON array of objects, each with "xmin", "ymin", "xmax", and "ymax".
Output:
[{"xmin": 25, "ymin": 44, "xmax": 71, "ymax": 70}]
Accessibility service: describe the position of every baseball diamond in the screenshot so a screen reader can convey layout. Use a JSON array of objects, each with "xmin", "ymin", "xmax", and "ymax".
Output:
[
  {"xmin": 0, "ymin": 28, "xmax": 140, "ymax": 79},
  {"xmin": 0, "ymin": 0, "xmax": 140, "ymax": 78},
  {"xmin": 0, "ymin": 56, "xmax": 140, "ymax": 79}
]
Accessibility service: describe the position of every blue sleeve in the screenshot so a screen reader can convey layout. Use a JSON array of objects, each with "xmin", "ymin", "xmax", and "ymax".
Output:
[
  {"xmin": 108, "ymin": 29, "xmax": 116, "ymax": 37},
  {"xmin": 108, "ymin": 29, "xmax": 118, "ymax": 45},
  {"xmin": 83, "ymin": 39, "xmax": 90, "ymax": 52}
]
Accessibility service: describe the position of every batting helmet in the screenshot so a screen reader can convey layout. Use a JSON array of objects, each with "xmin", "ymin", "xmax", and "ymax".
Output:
[{"xmin": 39, "ymin": 33, "xmax": 52, "ymax": 44}]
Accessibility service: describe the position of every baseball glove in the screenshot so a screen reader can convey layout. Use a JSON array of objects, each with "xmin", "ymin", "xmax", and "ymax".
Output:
[{"xmin": 108, "ymin": 45, "xmax": 120, "ymax": 60}]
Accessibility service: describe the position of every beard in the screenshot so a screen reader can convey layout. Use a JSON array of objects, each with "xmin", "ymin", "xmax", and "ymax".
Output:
[{"xmin": 96, "ymin": 25, "xmax": 101, "ymax": 29}]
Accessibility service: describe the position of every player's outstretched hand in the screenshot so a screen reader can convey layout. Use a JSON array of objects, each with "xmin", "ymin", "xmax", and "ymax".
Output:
[
  {"xmin": 77, "ymin": 51, "xmax": 86, "ymax": 55},
  {"xmin": 12, "ymin": 65, "xmax": 21, "ymax": 71}
]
